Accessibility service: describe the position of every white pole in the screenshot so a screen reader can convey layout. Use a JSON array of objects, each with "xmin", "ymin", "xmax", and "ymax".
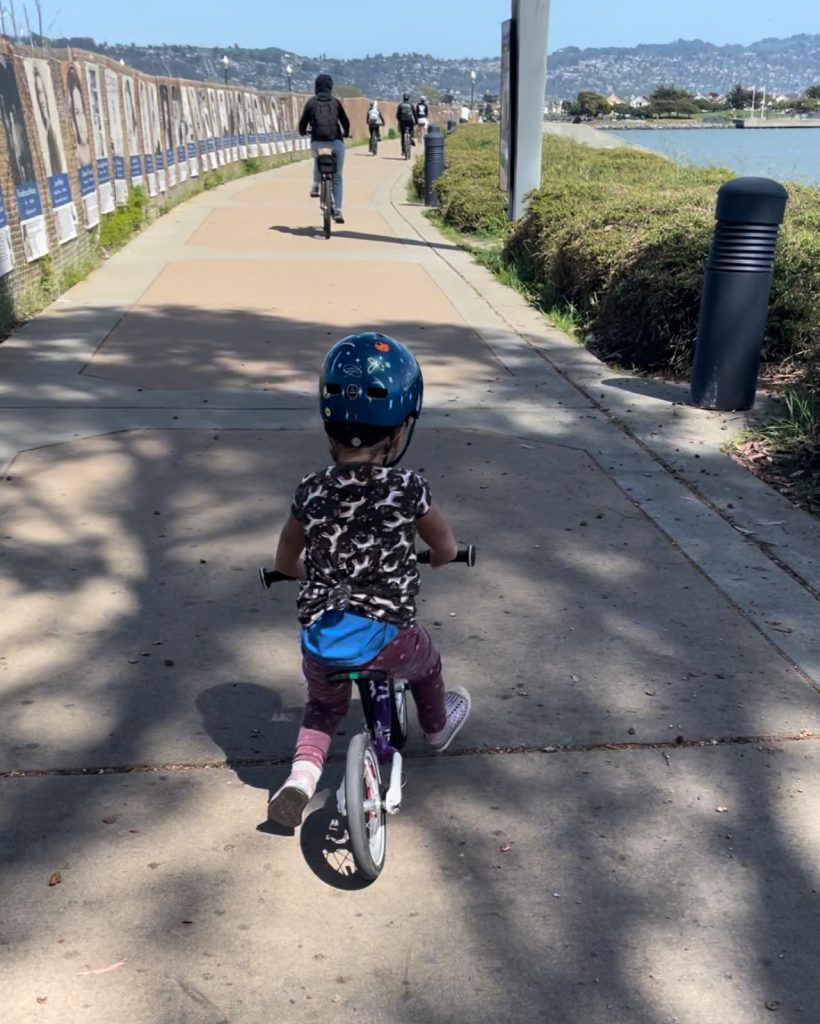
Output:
[
  {"xmin": 761, "ymin": 86, "xmax": 766, "ymax": 119},
  {"xmin": 751, "ymin": 85, "xmax": 756, "ymax": 115},
  {"xmin": 509, "ymin": 0, "xmax": 551, "ymax": 221}
]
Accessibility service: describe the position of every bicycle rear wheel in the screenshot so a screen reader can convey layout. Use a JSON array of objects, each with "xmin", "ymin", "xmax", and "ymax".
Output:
[
  {"xmin": 321, "ymin": 179, "xmax": 332, "ymax": 238},
  {"xmin": 345, "ymin": 733, "xmax": 386, "ymax": 880}
]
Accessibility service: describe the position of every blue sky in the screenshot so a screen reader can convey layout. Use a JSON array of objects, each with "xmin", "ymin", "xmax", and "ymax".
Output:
[{"xmin": 54, "ymin": 0, "xmax": 818, "ymax": 59}]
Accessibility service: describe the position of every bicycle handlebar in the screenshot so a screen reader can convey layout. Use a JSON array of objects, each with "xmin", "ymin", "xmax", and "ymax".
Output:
[
  {"xmin": 416, "ymin": 545, "xmax": 475, "ymax": 567},
  {"xmin": 259, "ymin": 545, "xmax": 475, "ymax": 589}
]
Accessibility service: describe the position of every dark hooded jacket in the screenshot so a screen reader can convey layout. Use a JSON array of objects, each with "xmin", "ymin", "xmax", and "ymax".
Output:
[{"xmin": 298, "ymin": 74, "xmax": 350, "ymax": 142}]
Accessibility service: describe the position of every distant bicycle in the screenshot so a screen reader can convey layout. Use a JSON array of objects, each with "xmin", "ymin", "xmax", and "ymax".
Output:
[
  {"xmin": 368, "ymin": 126, "xmax": 380, "ymax": 156},
  {"xmin": 401, "ymin": 124, "xmax": 413, "ymax": 160}
]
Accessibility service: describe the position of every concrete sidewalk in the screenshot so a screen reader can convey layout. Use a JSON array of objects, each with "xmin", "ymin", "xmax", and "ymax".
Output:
[{"xmin": 1, "ymin": 140, "xmax": 819, "ymax": 1024}]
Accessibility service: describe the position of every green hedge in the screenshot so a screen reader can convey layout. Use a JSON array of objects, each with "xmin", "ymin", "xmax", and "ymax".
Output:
[{"xmin": 430, "ymin": 125, "xmax": 820, "ymax": 382}]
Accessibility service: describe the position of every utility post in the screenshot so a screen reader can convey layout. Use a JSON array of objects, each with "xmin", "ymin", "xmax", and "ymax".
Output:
[{"xmin": 499, "ymin": 0, "xmax": 551, "ymax": 220}]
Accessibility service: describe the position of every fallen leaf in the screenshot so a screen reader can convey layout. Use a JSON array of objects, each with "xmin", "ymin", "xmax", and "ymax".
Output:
[
  {"xmin": 36, "ymin": 996, "xmax": 47, "ymax": 1004},
  {"xmin": 77, "ymin": 958, "xmax": 128, "ymax": 976},
  {"xmin": 48, "ymin": 872, "xmax": 62, "ymax": 887},
  {"xmin": 716, "ymin": 806, "xmax": 729, "ymax": 813},
  {"xmin": 101, "ymin": 816, "xmax": 116, "ymax": 825}
]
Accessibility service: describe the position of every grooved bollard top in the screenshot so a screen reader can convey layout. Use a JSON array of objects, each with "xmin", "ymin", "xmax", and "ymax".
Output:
[
  {"xmin": 715, "ymin": 177, "xmax": 789, "ymax": 225},
  {"xmin": 426, "ymin": 124, "xmax": 442, "ymax": 139}
]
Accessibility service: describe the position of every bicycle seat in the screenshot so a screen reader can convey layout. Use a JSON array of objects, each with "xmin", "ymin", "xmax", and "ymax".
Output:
[{"xmin": 327, "ymin": 668, "xmax": 390, "ymax": 686}]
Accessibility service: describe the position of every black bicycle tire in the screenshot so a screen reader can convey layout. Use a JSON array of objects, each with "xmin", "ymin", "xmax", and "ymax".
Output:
[
  {"xmin": 389, "ymin": 683, "xmax": 408, "ymax": 750},
  {"xmin": 345, "ymin": 733, "xmax": 386, "ymax": 880},
  {"xmin": 321, "ymin": 180, "xmax": 332, "ymax": 238}
]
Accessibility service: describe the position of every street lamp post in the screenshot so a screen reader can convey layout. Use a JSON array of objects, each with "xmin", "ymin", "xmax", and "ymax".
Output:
[
  {"xmin": 221, "ymin": 55, "xmax": 229, "ymax": 87},
  {"xmin": 286, "ymin": 64, "xmax": 293, "ymax": 92},
  {"xmin": 470, "ymin": 70, "xmax": 476, "ymax": 115}
]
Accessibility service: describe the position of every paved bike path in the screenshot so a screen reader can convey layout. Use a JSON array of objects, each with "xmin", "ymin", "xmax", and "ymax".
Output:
[{"xmin": 1, "ymin": 140, "xmax": 819, "ymax": 1024}]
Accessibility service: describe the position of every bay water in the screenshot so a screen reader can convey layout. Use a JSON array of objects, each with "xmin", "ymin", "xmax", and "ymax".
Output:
[{"xmin": 603, "ymin": 126, "xmax": 820, "ymax": 187}]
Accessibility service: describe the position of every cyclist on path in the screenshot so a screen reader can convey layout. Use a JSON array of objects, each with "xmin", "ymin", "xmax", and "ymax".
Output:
[
  {"xmin": 395, "ymin": 92, "xmax": 417, "ymax": 147},
  {"xmin": 266, "ymin": 333, "xmax": 472, "ymax": 828},
  {"xmin": 414, "ymin": 95, "xmax": 429, "ymax": 141},
  {"xmin": 366, "ymin": 100, "xmax": 385, "ymax": 149},
  {"xmin": 298, "ymin": 73, "xmax": 350, "ymax": 224}
]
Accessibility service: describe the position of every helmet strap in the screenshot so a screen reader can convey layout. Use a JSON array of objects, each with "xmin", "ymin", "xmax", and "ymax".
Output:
[{"xmin": 384, "ymin": 417, "xmax": 417, "ymax": 467}]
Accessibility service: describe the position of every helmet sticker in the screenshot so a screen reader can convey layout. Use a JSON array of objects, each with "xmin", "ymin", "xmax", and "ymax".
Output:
[
  {"xmin": 342, "ymin": 364, "xmax": 362, "ymax": 377},
  {"xmin": 345, "ymin": 384, "xmax": 360, "ymax": 399},
  {"xmin": 375, "ymin": 341, "xmax": 390, "ymax": 352},
  {"xmin": 324, "ymin": 407, "xmax": 332, "ymax": 417},
  {"xmin": 367, "ymin": 356, "xmax": 387, "ymax": 374}
]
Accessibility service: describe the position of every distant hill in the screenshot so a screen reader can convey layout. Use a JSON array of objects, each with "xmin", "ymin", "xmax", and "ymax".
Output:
[{"xmin": 45, "ymin": 34, "xmax": 820, "ymax": 100}]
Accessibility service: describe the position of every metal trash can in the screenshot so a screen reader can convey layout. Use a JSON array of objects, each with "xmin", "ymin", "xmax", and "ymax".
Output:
[
  {"xmin": 690, "ymin": 177, "xmax": 788, "ymax": 410},
  {"xmin": 423, "ymin": 125, "xmax": 445, "ymax": 208}
]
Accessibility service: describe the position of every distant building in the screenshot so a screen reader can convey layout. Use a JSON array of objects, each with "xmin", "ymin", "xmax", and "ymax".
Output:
[
  {"xmin": 630, "ymin": 95, "xmax": 650, "ymax": 108},
  {"xmin": 606, "ymin": 93, "xmax": 625, "ymax": 107}
]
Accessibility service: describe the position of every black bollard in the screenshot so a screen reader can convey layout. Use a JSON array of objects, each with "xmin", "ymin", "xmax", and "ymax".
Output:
[
  {"xmin": 690, "ymin": 177, "xmax": 788, "ymax": 410},
  {"xmin": 423, "ymin": 124, "xmax": 445, "ymax": 208}
]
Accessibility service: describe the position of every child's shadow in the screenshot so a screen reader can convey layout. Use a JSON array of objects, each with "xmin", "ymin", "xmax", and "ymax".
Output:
[
  {"xmin": 196, "ymin": 682, "xmax": 374, "ymax": 889},
  {"xmin": 196, "ymin": 681, "xmax": 301, "ymax": 791}
]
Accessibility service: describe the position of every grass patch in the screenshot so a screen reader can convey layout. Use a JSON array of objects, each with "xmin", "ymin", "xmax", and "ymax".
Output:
[
  {"xmin": 731, "ymin": 390, "xmax": 820, "ymax": 514},
  {"xmin": 98, "ymin": 186, "xmax": 150, "ymax": 250}
]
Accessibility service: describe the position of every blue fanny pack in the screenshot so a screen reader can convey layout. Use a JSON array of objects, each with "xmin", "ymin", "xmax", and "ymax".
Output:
[{"xmin": 302, "ymin": 610, "xmax": 399, "ymax": 667}]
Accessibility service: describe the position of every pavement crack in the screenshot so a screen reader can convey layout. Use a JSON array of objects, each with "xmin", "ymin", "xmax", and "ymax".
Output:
[{"xmin": 2, "ymin": 731, "xmax": 817, "ymax": 779}]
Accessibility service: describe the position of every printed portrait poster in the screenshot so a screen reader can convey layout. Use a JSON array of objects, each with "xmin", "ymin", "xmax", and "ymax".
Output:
[
  {"xmin": 186, "ymin": 86, "xmax": 205, "ymax": 168},
  {"xmin": 170, "ymin": 86, "xmax": 188, "ymax": 182},
  {"xmin": 104, "ymin": 68, "xmax": 128, "ymax": 205},
  {"xmin": 146, "ymin": 82, "xmax": 166, "ymax": 192},
  {"xmin": 0, "ymin": 54, "xmax": 48, "ymax": 261},
  {"xmin": 23, "ymin": 57, "xmax": 78, "ymax": 245},
  {"xmin": 85, "ymin": 63, "xmax": 114, "ymax": 214},
  {"xmin": 63, "ymin": 62, "xmax": 98, "ymax": 229},
  {"xmin": 226, "ymin": 90, "xmax": 238, "ymax": 162},
  {"xmin": 213, "ymin": 89, "xmax": 228, "ymax": 164},
  {"xmin": 158, "ymin": 83, "xmax": 177, "ymax": 186},
  {"xmin": 137, "ymin": 78, "xmax": 157, "ymax": 196},
  {"xmin": 198, "ymin": 89, "xmax": 218, "ymax": 169},
  {"xmin": 256, "ymin": 94, "xmax": 271, "ymax": 156},
  {"xmin": 180, "ymin": 87, "xmax": 199, "ymax": 176},
  {"xmin": 270, "ymin": 96, "xmax": 285, "ymax": 154},
  {"xmin": 244, "ymin": 94, "xmax": 258, "ymax": 157},
  {"xmin": 121, "ymin": 75, "xmax": 143, "ymax": 187},
  {"xmin": 208, "ymin": 89, "xmax": 225, "ymax": 164},
  {"xmin": 234, "ymin": 92, "xmax": 247, "ymax": 159},
  {"xmin": 0, "ymin": 186, "xmax": 15, "ymax": 276}
]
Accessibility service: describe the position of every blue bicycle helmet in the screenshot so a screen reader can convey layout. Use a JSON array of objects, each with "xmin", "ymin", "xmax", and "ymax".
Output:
[{"xmin": 320, "ymin": 333, "xmax": 423, "ymax": 463}]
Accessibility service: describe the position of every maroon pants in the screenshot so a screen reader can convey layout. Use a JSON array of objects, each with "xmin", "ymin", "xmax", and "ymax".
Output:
[{"xmin": 293, "ymin": 625, "xmax": 446, "ymax": 770}]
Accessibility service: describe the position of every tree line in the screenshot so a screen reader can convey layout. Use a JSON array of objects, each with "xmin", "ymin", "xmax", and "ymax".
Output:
[{"xmin": 565, "ymin": 84, "xmax": 820, "ymax": 119}]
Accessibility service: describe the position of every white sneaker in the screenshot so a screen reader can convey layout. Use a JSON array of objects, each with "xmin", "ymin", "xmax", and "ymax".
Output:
[
  {"xmin": 424, "ymin": 687, "xmax": 471, "ymax": 752},
  {"xmin": 267, "ymin": 763, "xmax": 320, "ymax": 827}
]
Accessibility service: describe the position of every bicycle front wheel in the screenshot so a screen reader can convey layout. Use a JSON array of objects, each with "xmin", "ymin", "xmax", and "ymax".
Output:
[{"xmin": 345, "ymin": 733, "xmax": 386, "ymax": 880}]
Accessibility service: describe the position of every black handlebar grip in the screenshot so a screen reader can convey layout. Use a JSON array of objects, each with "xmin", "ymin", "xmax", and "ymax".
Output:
[
  {"xmin": 416, "ymin": 545, "xmax": 475, "ymax": 567},
  {"xmin": 259, "ymin": 567, "xmax": 297, "ymax": 589}
]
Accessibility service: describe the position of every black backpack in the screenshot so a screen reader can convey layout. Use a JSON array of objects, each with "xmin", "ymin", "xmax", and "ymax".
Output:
[
  {"xmin": 398, "ymin": 102, "xmax": 414, "ymax": 122},
  {"xmin": 311, "ymin": 96, "xmax": 338, "ymax": 138}
]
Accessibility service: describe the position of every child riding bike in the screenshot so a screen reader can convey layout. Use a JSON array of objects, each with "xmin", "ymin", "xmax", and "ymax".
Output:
[
  {"xmin": 298, "ymin": 73, "xmax": 350, "ymax": 224},
  {"xmin": 267, "ymin": 333, "xmax": 472, "ymax": 828}
]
